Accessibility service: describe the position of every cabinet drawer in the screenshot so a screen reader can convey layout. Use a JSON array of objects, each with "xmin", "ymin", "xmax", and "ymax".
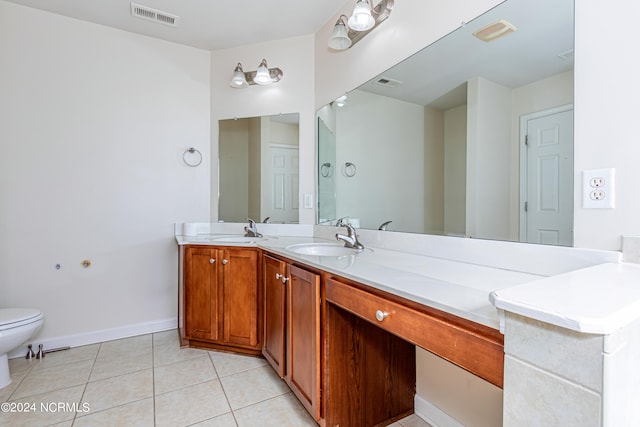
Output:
[{"xmin": 325, "ymin": 277, "xmax": 504, "ymax": 387}]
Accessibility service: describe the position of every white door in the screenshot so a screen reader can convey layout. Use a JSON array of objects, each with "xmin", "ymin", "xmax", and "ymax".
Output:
[
  {"xmin": 520, "ymin": 106, "xmax": 574, "ymax": 246},
  {"xmin": 265, "ymin": 145, "xmax": 299, "ymax": 223}
]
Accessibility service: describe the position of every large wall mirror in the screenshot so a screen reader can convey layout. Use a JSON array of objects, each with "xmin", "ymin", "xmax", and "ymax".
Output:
[
  {"xmin": 219, "ymin": 113, "xmax": 300, "ymax": 224},
  {"xmin": 317, "ymin": 0, "xmax": 574, "ymax": 246}
]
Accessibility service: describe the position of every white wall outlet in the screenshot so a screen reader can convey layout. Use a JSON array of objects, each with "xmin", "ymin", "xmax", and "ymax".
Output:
[{"xmin": 583, "ymin": 168, "xmax": 615, "ymax": 209}]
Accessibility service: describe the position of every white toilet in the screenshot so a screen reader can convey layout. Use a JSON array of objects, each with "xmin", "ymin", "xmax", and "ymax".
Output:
[{"xmin": 0, "ymin": 308, "xmax": 44, "ymax": 389}]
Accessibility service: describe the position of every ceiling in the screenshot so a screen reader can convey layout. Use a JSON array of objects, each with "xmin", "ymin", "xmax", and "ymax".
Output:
[
  {"xmin": 3, "ymin": 0, "xmax": 347, "ymax": 50},
  {"xmin": 358, "ymin": 0, "xmax": 574, "ymax": 109}
]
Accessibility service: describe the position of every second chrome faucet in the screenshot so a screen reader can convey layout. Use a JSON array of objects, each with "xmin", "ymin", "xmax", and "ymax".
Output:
[{"xmin": 335, "ymin": 223, "xmax": 364, "ymax": 251}]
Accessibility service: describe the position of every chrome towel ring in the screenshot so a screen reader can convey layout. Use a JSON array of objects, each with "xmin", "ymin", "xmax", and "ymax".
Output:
[{"xmin": 183, "ymin": 147, "xmax": 202, "ymax": 167}]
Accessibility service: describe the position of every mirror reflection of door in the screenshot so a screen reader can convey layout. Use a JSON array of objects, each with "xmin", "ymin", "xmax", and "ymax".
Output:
[
  {"xmin": 265, "ymin": 144, "xmax": 299, "ymax": 224},
  {"xmin": 520, "ymin": 105, "xmax": 574, "ymax": 246},
  {"xmin": 218, "ymin": 114, "xmax": 299, "ymax": 224}
]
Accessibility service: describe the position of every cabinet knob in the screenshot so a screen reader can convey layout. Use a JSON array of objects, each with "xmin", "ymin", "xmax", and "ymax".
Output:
[
  {"xmin": 275, "ymin": 273, "xmax": 282, "ymax": 280},
  {"xmin": 222, "ymin": 259, "xmax": 229, "ymax": 265},
  {"xmin": 281, "ymin": 276, "xmax": 290, "ymax": 283},
  {"xmin": 375, "ymin": 310, "xmax": 389, "ymax": 322},
  {"xmin": 209, "ymin": 258, "xmax": 215, "ymax": 264}
]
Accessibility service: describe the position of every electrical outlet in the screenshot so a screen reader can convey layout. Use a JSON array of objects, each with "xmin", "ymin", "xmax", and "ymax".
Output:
[{"xmin": 583, "ymin": 168, "xmax": 615, "ymax": 209}]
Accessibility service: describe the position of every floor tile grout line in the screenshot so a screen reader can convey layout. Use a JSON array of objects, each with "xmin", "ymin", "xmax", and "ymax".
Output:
[
  {"xmin": 207, "ymin": 352, "xmax": 239, "ymax": 426},
  {"xmin": 70, "ymin": 341, "xmax": 101, "ymax": 426}
]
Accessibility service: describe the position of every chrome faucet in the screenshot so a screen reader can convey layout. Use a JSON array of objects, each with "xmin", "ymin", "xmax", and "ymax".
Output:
[
  {"xmin": 378, "ymin": 220, "xmax": 392, "ymax": 231},
  {"xmin": 244, "ymin": 218, "xmax": 263, "ymax": 238},
  {"xmin": 335, "ymin": 223, "xmax": 364, "ymax": 251}
]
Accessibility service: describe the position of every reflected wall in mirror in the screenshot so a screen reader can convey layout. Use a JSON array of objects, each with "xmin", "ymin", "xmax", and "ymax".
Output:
[
  {"xmin": 219, "ymin": 114, "xmax": 299, "ymax": 224},
  {"xmin": 317, "ymin": 0, "xmax": 574, "ymax": 246}
]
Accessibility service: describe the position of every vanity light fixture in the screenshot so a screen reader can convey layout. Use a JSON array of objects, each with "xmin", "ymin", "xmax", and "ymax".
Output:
[
  {"xmin": 229, "ymin": 59, "xmax": 283, "ymax": 88},
  {"xmin": 328, "ymin": 0, "xmax": 394, "ymax": 51}
]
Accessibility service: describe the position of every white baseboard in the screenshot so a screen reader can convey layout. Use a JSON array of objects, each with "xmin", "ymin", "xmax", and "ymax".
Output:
[
  {"xmin": 415, "ymin": 394, "xmax": 465, "ymax": 427},
  {"xmin": 8, "ymin": 317, "xmax": 177, "ymax": 359}
]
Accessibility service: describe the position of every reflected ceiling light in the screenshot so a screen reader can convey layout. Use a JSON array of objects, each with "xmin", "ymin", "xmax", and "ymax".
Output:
[
  {"xmin": 229, "ymin": 59, "xmax": 283, "ymax": 88},
  {"xmin": 328, "ymin": 0, "xmax": 394, "ymax": 51},
  {"xmin": 335, "ymin": 94, "xmax": 348, "ymax": 107}
]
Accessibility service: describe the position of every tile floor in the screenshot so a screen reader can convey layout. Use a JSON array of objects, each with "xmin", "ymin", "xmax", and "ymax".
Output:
[{"xmin": 0, "ymin": 330, "xmax": 431, "ymax": 427}]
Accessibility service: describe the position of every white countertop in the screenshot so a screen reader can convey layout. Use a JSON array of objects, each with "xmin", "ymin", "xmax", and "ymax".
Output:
[
  {"xmin": 176, "ymin": 223, "xmax": 636, "ymax": 335},
  {"xmin": 176, "ymin": 233, "xmax": 542, "ymax": 330},
  {"xmin": 490, "ymin": 262, "xmax": 640, "ymax": 334}
]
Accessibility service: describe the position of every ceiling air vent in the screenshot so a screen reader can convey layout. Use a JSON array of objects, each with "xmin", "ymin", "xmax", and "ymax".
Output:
[
  {"xmin": 375, "ymin": 77, "xmax": 403, "ymax": 88},
  {"xmin": 130, "ymin": 3, "xmax": 179, "ymax": 27}
]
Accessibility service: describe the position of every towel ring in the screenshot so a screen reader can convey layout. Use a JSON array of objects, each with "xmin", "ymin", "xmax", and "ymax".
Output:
[
  {"xmin": 344, "ymin": 162, "xmax": 357, "ymax": 177},
  {"xmin": 320, "ymin": 162, "xmax": 332, "ymax": 178},
  {"xmin": 183, "ymin": 147, "xmax": 202, "ymax": 167}
]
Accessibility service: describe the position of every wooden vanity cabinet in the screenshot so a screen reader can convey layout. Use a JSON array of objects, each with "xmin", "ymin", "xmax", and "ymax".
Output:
[
  {"xmin": 286, "ymin": 264, "xmax": 322, "ymax": 421},
  {"xmin": 262, "ymin": 255, "xmax": 322, "ymax": 422},
  {"xmin": 262, "ymin": 254, "xmax": 287, "ymax": 377},
  {"xmin": 182, "ymin": 245, "xmax": 261, "ymax": 354}
]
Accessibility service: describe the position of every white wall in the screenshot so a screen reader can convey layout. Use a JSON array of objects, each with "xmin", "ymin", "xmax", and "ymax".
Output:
[
  {"xmin": 0, "ymin": 2, "xmax": 211, "ymax": 340},
  {"xmin": 573, "ymin": 0, "xmax": 640, "ymax": 250},
  {"xmin": 466, "ymin": 77, "xmax": 512, "ymax": 241},
  {"xmin": 336, "ymin": 90, "xmax": 425, "ymax": 231},
  {"xmin": 424, "ymin": 107, "xmax": 445, "ymax": 234},
  {"xmin": 444, "ymin": 104, "xmax": 467, "ymax": 236},
  {"xmin": 210, "ymin": 35, "xmax": 316, "ymax": 225}
]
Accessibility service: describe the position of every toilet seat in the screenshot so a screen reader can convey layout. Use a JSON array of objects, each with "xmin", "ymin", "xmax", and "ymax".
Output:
[{"xmin": 0, "ymin": 308, "xmax": 44, "ymax": 331}]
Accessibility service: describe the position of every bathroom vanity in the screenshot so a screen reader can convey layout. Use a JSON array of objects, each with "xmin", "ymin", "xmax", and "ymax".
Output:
[{"xmin": 175, "ymin": 223, "xmax": 640, "ymax": 426}]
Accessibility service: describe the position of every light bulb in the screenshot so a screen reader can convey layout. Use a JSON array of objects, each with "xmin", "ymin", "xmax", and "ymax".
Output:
[
  {"xmin": 348, "ymin": 0, "xmax": 375, "ymax": 31},
  {"xmin": 253, "ymin": 59, "xmax": 272, "ymax": 85}
]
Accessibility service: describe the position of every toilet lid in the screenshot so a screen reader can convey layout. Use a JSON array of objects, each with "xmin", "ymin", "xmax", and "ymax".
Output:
[{"xmin": 0, "ymin": 308, "xmax": 43, "ymax": 330}]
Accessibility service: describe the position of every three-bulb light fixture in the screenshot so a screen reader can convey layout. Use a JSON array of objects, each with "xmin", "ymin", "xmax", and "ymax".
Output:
[
  {"xmin": 328, "ymin": 0, "xmax": 394, "ymax": 51},
  {"xmin": 230, "ymin": 59, "xmax": 283, "ymax": 88}
]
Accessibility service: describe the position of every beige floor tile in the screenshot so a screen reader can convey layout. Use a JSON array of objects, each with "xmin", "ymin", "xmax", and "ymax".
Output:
[
  {"xmin": 152, "ymin": 329, "xmax": 180, "ymax": 348},
  {"xmin": 11, "ymin": 359, "xmax": 93, "ymax": 399},
  {"xmin": 0, "ymin": 369, "xmax": 28, "ymax": 402},
  {"xmin": 8, "ymin": 357, "xmax": 36, "ymax": 376},
  {"xmin": 74, "ymin": 397, "xmax": 154, "ymax": 427},
  {"xmin": 209, "ymin": 351, "xmax": 267, "ymax": 378},
  {"xmin": 219, "ymin": 365, "xmax": 289, "ymax": 410},
  {"xmin": 89, "ymin": 351, "xmax": 152, "ymax": 382},
  {"xmin": 233, "ymin": 393, "xmax": 316, "ymax": 427},
  {"xmin": 30, "ymin": 344, "xmax": 99, "ymax": 371},
  {"xmin": 0, "ymin": 385, "xmax": 84, "ymax": 427},
  {"xmin": 153, "ymin": 341, "xmax": 208, "ymax": 367},
  {"xmin": 97, "ymin": 334, "xmax": 152, "ymax": 359},
  {"xmin": 154, "ymin": 355, "xmax": 217, "ymax": 395},
  {"xmin": 191, "ymin": 412, "xmax": 238, "ymax": 426},
  {"xmin": 81, "ymin": 369, "xmax": 153, "ymax": 413},
  {"xmin": 399, "ymin": 413, "xmax": 433, "ymax": 427},
  {"xmin": 155, "ymin": 379, "xmax": 231, "ymax": 427}
]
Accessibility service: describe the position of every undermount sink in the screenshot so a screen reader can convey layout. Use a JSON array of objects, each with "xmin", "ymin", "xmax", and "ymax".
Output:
[{"xmin": 285, "ymin": 243, "xmax": 361, "ymax": 257}]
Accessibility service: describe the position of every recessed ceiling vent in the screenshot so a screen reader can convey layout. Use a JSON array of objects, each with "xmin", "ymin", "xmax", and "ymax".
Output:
[
  {"xmin": 473, "ymin": 19, "xmax": 517, "ymax": 42},
  {"xmin": 375, "ymin": 77, "xmax": 403, "ymax": 88},
  {"xmin": 130, "ymin": 3, "xmax": 179, "ymax": 27}
]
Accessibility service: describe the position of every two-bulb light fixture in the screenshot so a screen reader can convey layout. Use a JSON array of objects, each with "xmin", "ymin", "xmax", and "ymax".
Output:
[
  {"xmin": 328, "ymin": 0, "xmax": 394, "ymax": 51},
  {"xmin": 230, "ymin": 59, "xmax": 283, "ymax": 88}
]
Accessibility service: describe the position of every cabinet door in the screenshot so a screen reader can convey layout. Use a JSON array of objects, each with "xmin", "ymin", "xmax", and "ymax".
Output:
[
  {"xmin": 262, "ymin": 254, "xmax": 287, "ymax": 377},
  {"xmin": 184, "ymin": 247, "xmax": 219, "ymax": 341},
  {"xmin": 287, "ymin": 264, "xmax": 321, "ymax": 421},
  {"xmin": 222, "ymin": 248, "xmax": 260, "ymax": 349}
]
